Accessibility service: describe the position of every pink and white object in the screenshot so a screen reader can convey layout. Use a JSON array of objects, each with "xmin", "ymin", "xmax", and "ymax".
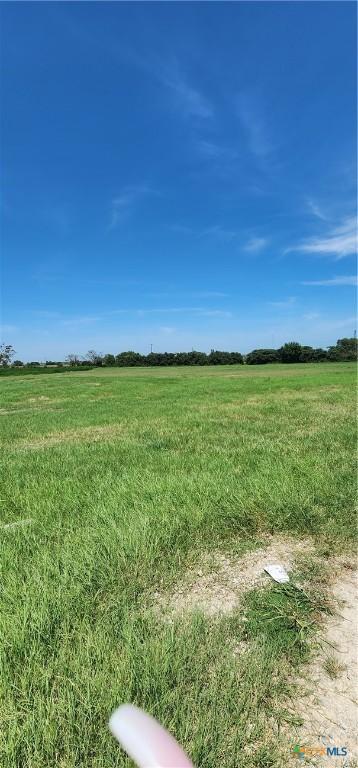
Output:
[{"xmin": 109, "ymin": 703, "xmax": 194, "ymax": 768}]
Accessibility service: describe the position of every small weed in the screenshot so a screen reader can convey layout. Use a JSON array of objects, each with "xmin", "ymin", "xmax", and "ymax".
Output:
[{"xmin": 323, "ymin": 654, "xmax": 346, "ymax": 679}]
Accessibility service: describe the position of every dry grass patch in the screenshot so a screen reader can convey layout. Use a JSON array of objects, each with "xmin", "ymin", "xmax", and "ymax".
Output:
[
  {"xmin": 295, "ymin": 426, "xmax": 322, "ymax": 437},
  {"xmin": 17, "ymin": 423, "xmax": 131, "ymax": 450},
  {"xmin": 0, "ymin": 406, "xmax": 65, "ymax": 416},
  {"xmin": 27, "ymin": 396, "xmax": 53, "ymax": 403}
]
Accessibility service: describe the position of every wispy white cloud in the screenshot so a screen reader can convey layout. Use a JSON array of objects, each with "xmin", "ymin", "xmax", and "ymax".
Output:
[
  {"xmin": 150, "ymin": 290, "xmax": 229, "ymax": 299},
  {"xmin": 192, "ymin": 291, "xmax": 229, "ymax": 298},
  {"xmin": 244, "ymin": 236, "xmax": 268, "ymax": 253},
  {"xmin": 173, "ymin": 225, "xmax": 269, "ymax": 252},
  {"xmin": 151, "ymin": 59, "xmax": 213, "ymax": 119},
  {"xmin": 136, "ymin": 307, "xmax": 201, "ymax": 315},
  {"xmin": 303, "ymin": 315, "xmax": 357, "ymax": 334},
  {"xmin": 172, "ymin": 223, "xmax": 238, "ymax": 241},
  {"xmin": 31, "ymin": 310, "xmax": 62, "ymax": 319},
  {"xmin": 302, "ymin": 275, "xmax": 357, "ymax": 287},
  {"xmin": 29, "ymin": 306, "xmax": 232, "ymax": 325},
  {"xmin": 44, "ymin": 204, "xmax": 70, "ymax": 236},
  {"xmin": 109, "ymin": 185, "xmax": 157, "ymax": 229},
  {"xmin": 109, "ymin": 306, "xmax": 232, "ymax": 318},
  {"xmin": 306, "ymin": 199, "xmax": 328, "ymax": 221},
  {"xmin": 196, "ymin": 140, "xmax": 238, "ymax": 160},
  {"xmin": 236, "ymin": 92, "xmax": 272, "ymax": 159},
  {"xmin": 286, "ymin": 216, "xmax": 357, "ymax": 259},
  {"xmin": 170, "ymin": 224, "xmax": 195, "ymax": 235},
  {"xmin": 167, "ymin": 76, "xmax": 212, "ymax": 118},
  {"xmin": 136, "ymin": 307, "xmax": 231, "ymax": 317},
  {"xmin": 0, "ymin": 324, "xmax": 18, "ymax": 337},
  {"xmin": 30, "ymin": 310, "xmax": 100, "ymax": 327},
  {"xmin": 198, "ymin": 309, "xmax": 232, "ymax": 317},
  {"xmin": 61, "ymin": 315, "xmax": 99, "ymax": 327},
  {"xmin": 302, "ymin": 312, "xmax": 321, "ymax": 321},
  {"xmin": 199, "ymin": 224, "xmax": 237, "ymax": 241},
  {"xmin": 268, "ymin": 296, "xmax": 296, "ymax": 309},
  {"xmin": 142, "ymin": 290, "xmax": 229, "ymax": 300}
]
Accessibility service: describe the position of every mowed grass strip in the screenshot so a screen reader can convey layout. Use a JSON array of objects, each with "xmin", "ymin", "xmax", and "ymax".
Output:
[{"xmin": 0, "ymin": 363, "xmax": 356, "ymax": 767}]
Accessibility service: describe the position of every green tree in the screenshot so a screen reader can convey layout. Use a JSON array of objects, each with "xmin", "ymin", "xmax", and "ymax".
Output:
[
  {"xmin": 0, "ymin": 344, "xmax": 15, "ymax": 367},
  {"xmin": 228, "ymin": 352, "xmax": 244, "ymax": 364},
  {"xmin": 299, "ymin": 346, "xmax": 328, "ymax": 362},
  {"xmin": 246, "ymin": 349, "xmax": 279, "ymax": 365},
  {"xmin": 65, "ymin": 354, "xmax": 81, "ymax": 367},
  {"xmin": 86, "ymin": 350, "xmax": 103, "ymax": 366},
  {"xmin": 208, "ymin": 350, "xmax": 243, "ymax": 365},
  {"xmin": 103, "ymin": 353, "xmax": 116, "ymax": 366},
  {"xmin": 186, "ymin": 351, "xmax": 208, "ymax": 365},
  {"xmin": 278, "ymin": 341, "xmax": 302, "ymax": 363},
  {"xmin": 116, "ymin": 351, "xmax": 144, "ymax": 367},
  {"xmin": 327, "ymin": 337, "xmax": 357, "ymax": 361}
]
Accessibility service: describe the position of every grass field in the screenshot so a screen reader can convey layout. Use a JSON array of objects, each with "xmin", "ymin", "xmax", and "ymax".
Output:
[{"xmin": 0, "ymin": 363, "xmax": 356, "ymax": 767}]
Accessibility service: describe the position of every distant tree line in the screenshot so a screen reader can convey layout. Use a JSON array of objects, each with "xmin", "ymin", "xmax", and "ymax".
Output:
[
  {"xmin": 65, "ymin": 338, "xmax": 358, "ymax": 366},
  {"xmin": 1, "ymin": 338, "xmax": 357, "ymax": 371},
  {"xmin": 90, "ymin": 350, "xmax": 245, "ymax": 367}
]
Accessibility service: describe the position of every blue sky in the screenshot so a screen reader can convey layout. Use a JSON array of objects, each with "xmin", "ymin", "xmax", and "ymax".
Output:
[{"xmin": 1, "ymin": 1, "xmax": 357, "ymax": 360}]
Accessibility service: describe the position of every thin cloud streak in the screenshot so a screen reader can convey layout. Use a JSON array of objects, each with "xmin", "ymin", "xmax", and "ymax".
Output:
[
  {"xmin": 199, "ymin": 225, "xmax": 237, "ymax": 241},
  {"xmin": 196, "ymin": 140, "xmax": 238, "ymax": 160},
  {"xmin": 108, "ymin": 307, "xmax": 231, "ymax": 317},
  {"xmin": 128, "ymin": 50, "xmax": 213, "ymax": 120},
  {"xmin": 306, "ymin": 199, "xmax": 328, "ymax": 221},
  {"xmin": 163, "ymin": 71, "xmax": 213, "ymax": 119},
  {"xmin": 146, "ymin": 291, "xmax": 229, "ymax": 299},
  {"xmin": 171, "ymin": 223, "xmax": 238, "ymax": 241},
  {"xmin": 244, "ymin": 236, "xmax": 268, "ymax": 253},
  {"xmin": 302, "ymin": 275, "xmax": 357, "ymax": 286},
  {"xmin": 268, "ymin": 296, "xmax": 296, "ymax": 309},
  {"xmin": 236, "ymin": 92, "xmax": 272, "ymax": 159},
  {"xmin": 136, "ymin": 307, "xmax": 231, "ymax": 317},
  {"xmin": 172, "ymin": 225, "xmax": 269, "ymax": 252},
  {"xmin": 109, "ymin": 185, "xmax": 157, "ymax": 230},
  {"xmin": 302, "ymin": 312, "xmax": 320, "ymax": 321},
  {"xmin": 286, "ymin": 216, "xmax": 357, "ymax": 259}
]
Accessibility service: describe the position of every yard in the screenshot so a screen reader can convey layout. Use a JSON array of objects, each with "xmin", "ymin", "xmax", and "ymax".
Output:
[{"xmin": 0, "ymin": 363, "xmax": 356, "ymax": 767}]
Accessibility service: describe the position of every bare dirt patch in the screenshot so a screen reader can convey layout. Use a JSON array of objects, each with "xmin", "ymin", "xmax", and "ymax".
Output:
[
  {"xmin": 291, "ymin": 569, "xmax": 357, "ymax": 765},
  {"xmin": 153, "ymin": 535, "xmax": 314, "ymax": 618}
]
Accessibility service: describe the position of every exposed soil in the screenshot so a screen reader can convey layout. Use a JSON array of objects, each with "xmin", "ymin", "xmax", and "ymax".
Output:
[
  {"xmin": 291, "ymin": 568, "xmax": 357, "ymax": 766},
  {"xmin": 153, "ymin": 535, "xmax": 314, "ymax": 618}
]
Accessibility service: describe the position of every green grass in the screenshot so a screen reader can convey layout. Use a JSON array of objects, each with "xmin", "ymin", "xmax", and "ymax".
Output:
[{"xmin": 0, "ymin": 363, "xmax": 356, "ymax": 767}]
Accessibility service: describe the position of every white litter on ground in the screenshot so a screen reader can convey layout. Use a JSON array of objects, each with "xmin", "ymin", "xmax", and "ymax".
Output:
[{"xmin": 264, "ymin": 564, "xmax": 290, "ymax": 583}]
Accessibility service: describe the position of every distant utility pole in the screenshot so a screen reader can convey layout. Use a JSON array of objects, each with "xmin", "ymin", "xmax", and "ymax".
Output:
[
  {"xmin": 354, "ymin": 329, "xmax": 357, "ymax": 339},
  {"xmin": 150, "ymin": 343, "xmax": 153, "ymax": 353}
]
